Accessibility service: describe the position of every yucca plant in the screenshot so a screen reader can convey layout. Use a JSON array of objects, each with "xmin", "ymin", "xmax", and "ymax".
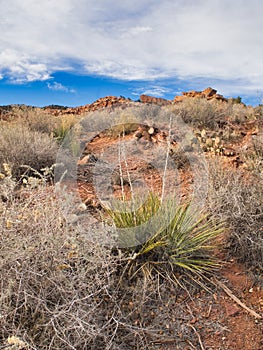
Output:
[
  {"xmin": 104, "ymin": 193, "xmax": 161, "ymax": 248},
  {"xmin": 105, "ymin": 193, "xmax": 223, "ymax": 285}
]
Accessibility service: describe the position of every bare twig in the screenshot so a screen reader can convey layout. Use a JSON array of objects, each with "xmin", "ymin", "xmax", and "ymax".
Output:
[
  {"xmin": 161, "ymin": 114, "xmax": 172, "ymax": 203},
  {"xmin": 206, "ymin": 304, "xmax": 212, "ymax": 318},
  {"xmin": 214, "ymin": 278, "xmax": 262, "ymax": 319},
  {"xmin": 118, "ymin": 133, "xmax": 125, "ymax": 201},
  {"xmin": 188, "ymin": 324, "xmax": 205, "ymax": 350},
  {"xmin": 151, "ymin": 337, "xmax": 178, "ymax": 344}
]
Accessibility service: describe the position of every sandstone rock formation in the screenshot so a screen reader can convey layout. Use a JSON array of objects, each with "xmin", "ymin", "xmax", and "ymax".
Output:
[
  {"xmin": 139, "ymin": 94, "xmax": 171, "ymax": 106},
  {"xmin": 44, "ymin": 96, "xmax": 133, "ymax": 116},
  {"xmin": 174, "ymin": 87, "xmax": 227, "ymax": 103}
]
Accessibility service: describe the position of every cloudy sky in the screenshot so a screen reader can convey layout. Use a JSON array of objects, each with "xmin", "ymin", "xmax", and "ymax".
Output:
[{"xmin": 0, "ymin": 0, "xmax": 263, "ymax": 106}]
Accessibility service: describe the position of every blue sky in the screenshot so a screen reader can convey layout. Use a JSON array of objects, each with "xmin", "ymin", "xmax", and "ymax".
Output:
[{"xmin": 0, "ymin": 0, "xmax": 263, "ymax": 107}]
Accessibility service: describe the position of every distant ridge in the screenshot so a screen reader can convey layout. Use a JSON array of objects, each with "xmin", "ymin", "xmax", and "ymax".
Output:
[{"xmin": 0, "ymin": 87, "xmax": 236, "ymax": 118}]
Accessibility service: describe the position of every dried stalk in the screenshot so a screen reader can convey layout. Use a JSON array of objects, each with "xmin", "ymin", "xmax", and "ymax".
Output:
[{"xmin": 214, "ymin": 278, "xmax": 262, "ymax": 319}]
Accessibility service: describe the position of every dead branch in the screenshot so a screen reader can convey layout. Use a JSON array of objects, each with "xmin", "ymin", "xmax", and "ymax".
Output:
[{"xmin": 214, "ymin": 278, "xmax": 262, "ymax": 319}]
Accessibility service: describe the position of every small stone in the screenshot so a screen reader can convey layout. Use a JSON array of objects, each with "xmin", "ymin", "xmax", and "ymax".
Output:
[
  {"xmin": 225, "ymin": 303, "xmax": 240, "ymax": 317},
  {"xmin": 148, "ymin": 127, "xmax": 155, "ymax": 135},
  {"xmin": 201, "ymin": 129, "xmax": 206, "ymax": 138}
]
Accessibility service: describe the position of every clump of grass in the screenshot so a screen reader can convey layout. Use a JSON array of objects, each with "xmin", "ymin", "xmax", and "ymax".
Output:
[
  {"xmin": 0, "ymin": 124, "xmax": 58, "ymax": 179},
  {"xmin": 52, "ymin": 122, "xmax": 71, "ymax": 143},
  {"xmin": 105, "ymin": 193, "xmax": 223, "ymax": 285},
  {"xmin": 105, "ymin": 192, "xmax": 160, "ymax": 229},
  {"xmin": 52, "ymin": 114, "xmax": 80, "ymax": 143}
]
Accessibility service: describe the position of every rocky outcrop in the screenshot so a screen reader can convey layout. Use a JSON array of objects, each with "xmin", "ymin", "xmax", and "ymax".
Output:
[
  {"xmin": 140, "ymin": 94, "xmax": 171, "ymax": 106},
  {"xmin": 44, "ymin": 96, "xmax": 133, "ymax": 116},
  {"xmin": 85, "ymin": 96, "xmax": 133, "ymax": 112},
  {"xmin": 45, "ymin": 88, "xmax": 227, "ymax": 115},
  {"xmin": 174, "ymin": 87, "xmax": 227, "ymax": 103},
  {"xmin": 0, "ymin": 88, "xmax": 230, "ymax": 120}
]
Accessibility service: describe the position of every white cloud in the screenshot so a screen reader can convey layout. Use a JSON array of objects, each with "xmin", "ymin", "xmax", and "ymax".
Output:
[
  {"xmin": 0, "ymin": 49, "xmax": 50, "ymax": 82},
  {"xmin": 0, "ymin": 0, "xmax": 263, "ymax": 96},
  {"xmin": 47, "ymin": 81, "xmax": 76, "ymax": 93},
  {"xmin": 120, "ymin": 26, "xmax": 153, "ymax": 39},
  {"xmin": 132, "ymin": 85, "xmax": 172, "ymax": 97}
]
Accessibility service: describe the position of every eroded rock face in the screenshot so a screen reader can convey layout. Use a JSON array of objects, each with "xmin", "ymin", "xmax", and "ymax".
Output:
[
  {"xmin": 139, "ymin": 94, "xmax": 171, "ymax": 106},
  {"xmin": 174, "ymin": 87, "xmax": 227, "ymax": 103}
]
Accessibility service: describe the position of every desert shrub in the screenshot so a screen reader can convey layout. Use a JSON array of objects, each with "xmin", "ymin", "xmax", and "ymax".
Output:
[
  {"xmin": 22, "ymin": 109, "xmax": 58, "ymax": 134},
  {"xmin": 227, "ymin": 103, "xmax": 255, "ymax": 124},
  {"xmin": 105, "ymin": 193, "xmax": 223, "ymax": 285},
  {"xmin": 173, "ymin": 98, "xmax": 225, "ymax": 129},
  {"xmin": 243, "ymin": 133, "xmax": 263, "ymax": 177},
  {"xmin": 0, "ymin": 124, "xmax": 58, "ymax": 179},
  {"xmin": 0, "ymin": 186, "xmax": 206, "ymax": 349},
  {"xmin": 14, "ymin": 107, "xmax": 81, "ymax": 143},
  {"xmin": 0, "ymin": 187, "xmax": 118, "ymax": 349},
  {"xmin": 254, "ymin": 104, "xmax": 263, "ymax": 118},
  {"xmin": 0, "ymin": 105, "xmax": 36, "ymax": 120},
  {"xmin": 172, "ymin": 98, "xmax": 257, "ymax": 131},
  {"xmin": 207, "ymin": 160, "xmax": 263, "ymax": 283},
  {"xmin": 52, "ymin": 122, "xmax": 72, "ymax": 143}
]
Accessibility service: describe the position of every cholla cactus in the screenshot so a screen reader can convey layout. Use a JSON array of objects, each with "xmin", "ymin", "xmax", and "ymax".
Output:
[
  {"xmin": 7, "ymin": 336, "xmax": 29, "ymax": 349},
  {"xmin": 0, "ymin": 162, "xmax": 12, "ymax": 178},
  {"xmin": 0, "ymin": 163, "xmax": 15, "ymax": 204}
]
